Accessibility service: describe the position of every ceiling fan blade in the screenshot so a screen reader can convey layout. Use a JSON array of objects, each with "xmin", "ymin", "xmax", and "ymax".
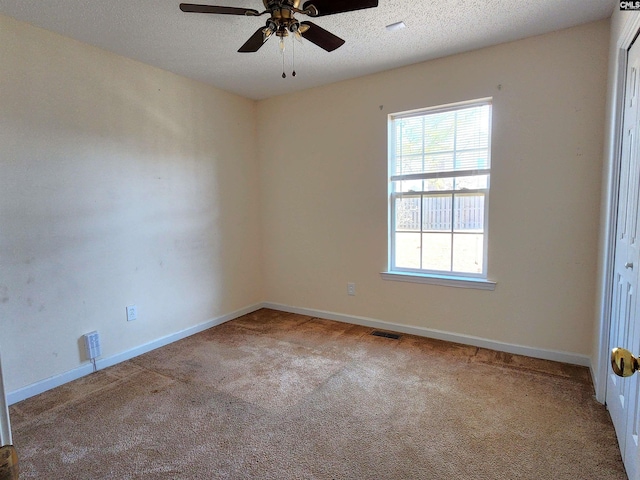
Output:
[
  {"xmin": 302, "ymin": 0, "xmax": 378, "ymax": 17},
  {"xmin": 238, "ymin": 27, "xmax": 269, "ymax": 53},
  {"xmin": 299, "ymin": 21, "xmax": 345, "ymax": 52},
  {"xmin": 179, "ymin": 3, "xmax": 261, "ymax": 16}
]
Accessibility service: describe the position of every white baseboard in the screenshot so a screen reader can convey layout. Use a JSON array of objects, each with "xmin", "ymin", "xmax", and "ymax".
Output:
[
  {"xmin": 7, "ymin": 363, "xmax": 95, "ymax": 407},
  {"xmin": 262, "ymin": 302, "xmax": 592, "ymax": 367},
  {"xmin": 7, "ymin": 303, "xmax": 263, "ymax": 405},
  {"xmin": 8, "ymin": 301, "xmax": 592, "ymax": 406}
]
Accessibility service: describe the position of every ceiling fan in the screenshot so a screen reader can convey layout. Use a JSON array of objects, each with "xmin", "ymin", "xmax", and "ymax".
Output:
[{"xmin": 179, "ymin": 0, "xmax": 379, "ymax": 53}]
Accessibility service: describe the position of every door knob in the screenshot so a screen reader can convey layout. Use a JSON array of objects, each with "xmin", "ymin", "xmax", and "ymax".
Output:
[
  {"xmin": 626, "ymin": 262, "xmax": 634, "ymax": 269},
  {"xmin": 611, "ymin": 347, "xmax": 640, "ymax": 377}
]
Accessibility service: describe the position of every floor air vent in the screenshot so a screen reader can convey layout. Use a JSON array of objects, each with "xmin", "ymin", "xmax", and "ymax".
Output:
[{"xmin": 371, "ymin": 330, "xmax": 401, "ymax": 340}]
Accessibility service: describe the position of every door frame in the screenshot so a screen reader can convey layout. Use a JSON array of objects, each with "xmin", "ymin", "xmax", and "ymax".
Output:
[
  {"xmin": 0, "ymin": 353, "xmax": 11, "ymax": 446},
  {"xmin": 596, "ymin": 12, "xmax": 640, "ymax": 404}
]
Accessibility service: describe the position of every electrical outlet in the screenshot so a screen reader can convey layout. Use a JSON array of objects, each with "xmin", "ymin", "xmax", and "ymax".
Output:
[
  {"xmin": 347, "ymin": 282, "xmax": 356, "ymax": 296},
  {"xmin": 126, "ymin": 304, "xmax": 138, "ymax": 322}
]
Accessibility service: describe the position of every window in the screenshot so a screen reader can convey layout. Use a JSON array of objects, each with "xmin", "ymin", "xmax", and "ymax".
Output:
[{"xmin": 388, "ymin": 99, "xmax": 492, "ymax": 283}]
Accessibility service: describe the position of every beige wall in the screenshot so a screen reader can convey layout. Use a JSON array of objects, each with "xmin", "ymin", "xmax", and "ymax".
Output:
[
  {"xmin": 258, "ymin": 20, "xmax": 609, "ymax": 357},
  {"xmin": 0, "ymin": 14, "xmax": 611, "ymax": 396},
  {"xmin": 0, "ymin": 15, "xmax": 263, "ymax": 392}
]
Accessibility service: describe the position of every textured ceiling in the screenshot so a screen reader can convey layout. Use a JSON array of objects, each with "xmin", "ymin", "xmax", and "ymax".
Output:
[{"xmin": 0, "ymin": 0, "xmax": 615, "ymax": 100}]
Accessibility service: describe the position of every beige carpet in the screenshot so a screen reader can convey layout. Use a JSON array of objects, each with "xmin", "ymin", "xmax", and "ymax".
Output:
[{"xmin": 9, "ymin": 309, "xmax": 627, "ymax": 479}]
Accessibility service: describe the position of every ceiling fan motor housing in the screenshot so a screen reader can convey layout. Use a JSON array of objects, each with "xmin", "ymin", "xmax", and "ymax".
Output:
[
  {"xmin": 263, "ymin": 0, "xmax": 301, "ymax": 11},
  {"xmin": 263, "ymin": 0, "xmax": 305, "ymax": 37}
]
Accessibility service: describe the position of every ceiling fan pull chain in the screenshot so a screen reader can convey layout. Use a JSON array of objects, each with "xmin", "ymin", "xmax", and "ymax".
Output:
[
  {"xmin": 292, "ymin": 38, "xmax": 296, "ymax": 77},
  {"xmin": 282, "ymin": 50, "xmax": 286, "ymax": 78}
]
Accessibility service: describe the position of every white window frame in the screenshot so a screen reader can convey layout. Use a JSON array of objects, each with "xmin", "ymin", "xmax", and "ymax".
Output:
[{"xmin": 383, "ymin": 98, "xmax": 496, "ymax": 290}]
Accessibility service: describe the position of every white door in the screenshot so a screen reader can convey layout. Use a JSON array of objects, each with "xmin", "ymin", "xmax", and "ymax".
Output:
[{"xmin": 607, "ymin": 36, "xmax": 640, "ymax": 480}]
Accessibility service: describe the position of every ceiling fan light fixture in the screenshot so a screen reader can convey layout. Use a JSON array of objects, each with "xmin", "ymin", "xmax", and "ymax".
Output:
[{"xmin": 385, "ymin": 21, "xmax": 406, "ymax": 32}]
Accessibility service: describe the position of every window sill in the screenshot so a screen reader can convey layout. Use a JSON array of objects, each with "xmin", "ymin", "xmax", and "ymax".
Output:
[{"xmin": 380, "ymin": 271, "xmax": 496, "ymax": 291}]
